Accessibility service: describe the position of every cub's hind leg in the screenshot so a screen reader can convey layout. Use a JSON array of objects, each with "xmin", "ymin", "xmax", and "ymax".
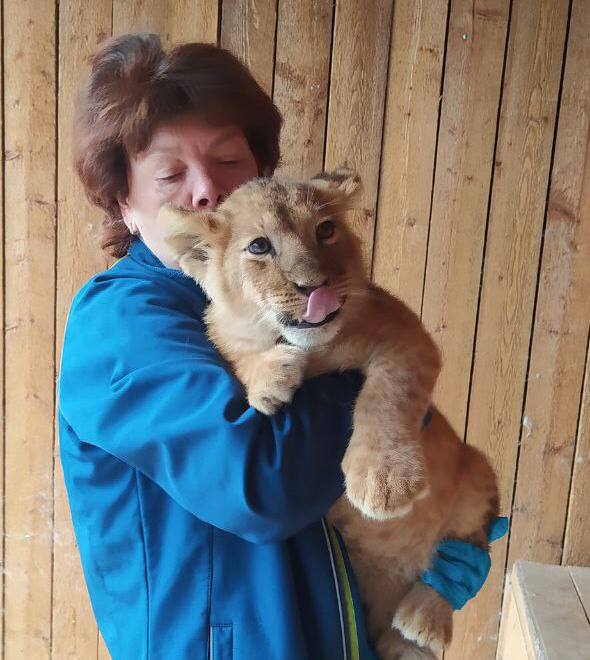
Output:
[
  {"xmin": 392, "ymin": 412, "xmax": 500, "ymax": 657},
  {"xmin": 392, "ymin": 581, "xmax": 452, "ymax": 656}
]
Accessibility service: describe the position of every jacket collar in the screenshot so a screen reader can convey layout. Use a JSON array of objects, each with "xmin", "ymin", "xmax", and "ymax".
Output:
[
  {"xmin": 127, "ymin": 237, "xmax": 186, "ymax": 276},
  {"xmin": 126, "ymin": 237, "xmax": 206, "ymax": 294}
]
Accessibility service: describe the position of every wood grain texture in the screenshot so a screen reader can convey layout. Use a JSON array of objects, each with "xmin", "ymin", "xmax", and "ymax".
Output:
[
  {"xmin": 324, "ymin": 0, "xmax": 394, "ymax": 270},
  {"xmin": 447, "ymin": 1, "xmax": 570, "ymax": 658},
  {"xmin": 508, "ymin": 561, "xmax": 590, "ymax": 659},
  {"xmin": 371, "ymin": 0, "xmax": 447, "ymax": 313},
  {"xmin": 3, "ymin": 1, "xmax": 57, "ymax": 657},
  {"xmin": 52, "ymin": 4, "xmax": 113, "ymax": 659},
  {"xmin": 0, "ymin": 7, "xmax": 4, "ymax": 655},
  {"xmin": 2, "ymin": 2, "xmax": 589, "ymax": 658},
  {"xmin": 421, "ymin": 0, "xmax": 509, "ymax": 431},
  {"xmin": 496, "ymin": 576, "xmax": 530, "ymax": 660},
  {"xmin": 220, "ymin": 0, "xmax": 276, "ymax": 95},
  {"xmin": 508, "ymin": 0, "xmax": 590, "ymax": 568},
  {"xmin": 273, "ymin": 0, "xmax": 333, "ymax": 178},
  {"xmin": 113, "ymin": 0, "xmax": 218, "ymax": 45},
  {"xmin": 563, "ymin": 332, "xmax": 590, "ymax": 567}
]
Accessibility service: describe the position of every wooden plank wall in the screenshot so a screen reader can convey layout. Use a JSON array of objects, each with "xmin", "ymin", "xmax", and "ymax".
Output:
[{"xmin": 1, "ymin": 0, "xmax": 588, "ymax": 658}]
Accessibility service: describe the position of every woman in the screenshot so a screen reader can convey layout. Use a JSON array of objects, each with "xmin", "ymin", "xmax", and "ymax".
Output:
[{"xmin": 59, "ymin": 33, "xmax": 504, "ymax": 660}]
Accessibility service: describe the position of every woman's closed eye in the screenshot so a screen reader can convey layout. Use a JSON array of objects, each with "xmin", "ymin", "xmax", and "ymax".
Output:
[{"xmin": 157, "ymin": 171, "xmax": 185, "ymax": 183}]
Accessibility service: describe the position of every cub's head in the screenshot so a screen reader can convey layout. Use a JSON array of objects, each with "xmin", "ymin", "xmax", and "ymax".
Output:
[{"xmin": 161, "ymin": 167, "xmax": 365, "ymax": 348}]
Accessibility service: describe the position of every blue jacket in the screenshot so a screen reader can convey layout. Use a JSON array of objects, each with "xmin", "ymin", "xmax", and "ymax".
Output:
[{"xmin": 58, "ymin": 237, "xmax": 378, "ymax": 660}]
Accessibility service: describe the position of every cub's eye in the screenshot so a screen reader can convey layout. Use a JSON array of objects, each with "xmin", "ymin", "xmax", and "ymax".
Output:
[
  {"xmin": 248, "ymin": 237, "xmax": 272, "ymax": 255},
  {"xmin": 316, "ymin": 220, "xmax": 336, "ymax": 241}
]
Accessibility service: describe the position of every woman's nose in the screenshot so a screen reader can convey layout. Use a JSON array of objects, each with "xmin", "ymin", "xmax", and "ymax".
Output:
[{"xmin": 188, "ymin": 170, "xmax": 224, "ymax": 210}]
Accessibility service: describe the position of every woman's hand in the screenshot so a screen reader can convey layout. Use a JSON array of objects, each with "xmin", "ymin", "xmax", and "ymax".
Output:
[{"xmin": 419, "ymin": 516, "xmax": 509, "ymax": 610}]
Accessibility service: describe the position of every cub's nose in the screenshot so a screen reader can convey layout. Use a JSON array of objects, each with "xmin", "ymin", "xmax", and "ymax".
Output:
[{"xmin": 294, "ymin": 280, "xmax": 329, "ymax": 297}]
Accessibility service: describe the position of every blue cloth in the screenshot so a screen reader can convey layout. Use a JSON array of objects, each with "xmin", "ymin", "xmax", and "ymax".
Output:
[
  {"xmin": 420, "ymin": 517, "xmax": 509, "ymax": 610},
  {"xmin": 58, "ymin": 237, "xmax": 378, "ymax": 660}
]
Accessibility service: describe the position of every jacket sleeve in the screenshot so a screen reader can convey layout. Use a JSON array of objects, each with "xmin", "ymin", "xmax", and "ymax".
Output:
[{"xmin": 58, "ymin": 274, "xmax": 363, "ymax": 544}]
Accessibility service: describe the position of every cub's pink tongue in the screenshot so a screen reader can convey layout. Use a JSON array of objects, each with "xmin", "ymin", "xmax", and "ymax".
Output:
[{"xmin": 302, "ymin": 287, "xmax": 341, "ymax": 324}]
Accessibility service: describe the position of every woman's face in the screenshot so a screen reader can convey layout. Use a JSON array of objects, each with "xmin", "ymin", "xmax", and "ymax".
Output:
[{"xmin": 119, "ymin": 113, "xmax": 260, "ymax": 267}]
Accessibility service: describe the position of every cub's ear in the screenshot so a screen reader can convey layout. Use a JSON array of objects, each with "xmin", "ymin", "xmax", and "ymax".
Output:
[
  {"xmin": 308, "ymin": 165, "xmax": 361, "ymax": 200},
  {"xmin": 159, "ymin": 204, "xmax": 226, "ymax": 283}
]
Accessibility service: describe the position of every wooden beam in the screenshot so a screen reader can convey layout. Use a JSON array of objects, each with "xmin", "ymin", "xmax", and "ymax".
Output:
[
  {"xmin": 449, "ymin": 1, "xmax": 570, "ymax": 657},
  {"xmin": 372, "ymin": 0, "xmax": 447, "ymax": 314},
  {"xmin": 508, "ymin": 0, "xmax": 590, "ymax": 567},
  {"xmin": 563, "ymin": 332, "xmax": 590, "ymax": 566},
  {"xmin": 52, "ymin": 3, "xmax": 112, "ymax": 659},
  {"xmin": 273, "ymin": 0, "xmax": 333, "ymax": 178},
  {"xmin": 324, "ymin": 0, "xmax": 394, "ymax": 271},
  {"xmin": 113, "ymin": 0, "xmax": 218, "ymax": 46},
  {"xmin": 421, "ymin": 0, "xmax": 509, "ymax": 431},
  {"xmin": 3, "ymin": 1, "xmax": 57, "ymax": 656},
  {"xmin": 220, "ymin": 0, "xmax": 276, "ymax": 95}
]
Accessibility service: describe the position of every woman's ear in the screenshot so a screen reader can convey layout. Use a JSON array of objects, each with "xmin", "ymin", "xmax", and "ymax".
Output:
[
  {"xmin": 117, "ymin": 194, "xmax": 140, "ymax": 235},
  {"xmin": 159, "ymin": 204, "xmax": 226, "ymax": 284}
]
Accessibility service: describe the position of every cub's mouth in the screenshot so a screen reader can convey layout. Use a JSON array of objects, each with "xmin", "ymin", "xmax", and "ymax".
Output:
[
  {"xmin": 280, "ymin": 308, "xmax": 341, "ymax": 329},
  {"xmin": 279, "ymin": 286, "xmax": 345, "ymax": 330}
]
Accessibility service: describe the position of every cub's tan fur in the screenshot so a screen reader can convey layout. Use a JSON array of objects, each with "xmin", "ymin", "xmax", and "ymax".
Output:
[{"xmin": 161, "ymin": 168, "xmax": 499, "ymax": 658}]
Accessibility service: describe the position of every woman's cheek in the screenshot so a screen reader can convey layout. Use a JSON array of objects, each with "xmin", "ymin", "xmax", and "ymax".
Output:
[
  {"xmin": 156, "ymin": 181, "xmax": 185, "ymax": 206},
  {"xmin": 229, "ymin": 165, "xmax": 258, "ymax": 190}
]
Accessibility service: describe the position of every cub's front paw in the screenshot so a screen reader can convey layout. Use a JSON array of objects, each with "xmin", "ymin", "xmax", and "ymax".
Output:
[
  {"xmin": 393, "ymin": 582, "xmax": 453, "ymax": 656},
  {"xmin": 248, "ymin": 345, "xmax": 307, "ymax": 415},
  {"xmin": 341, "ymin": 441, "xmax": 427, "ymax": 520}
]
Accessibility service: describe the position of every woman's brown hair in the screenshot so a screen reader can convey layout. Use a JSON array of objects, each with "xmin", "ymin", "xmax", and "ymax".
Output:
[{"xmin": 74, "ymin": 33, "xmax": 283, "ymax": 258}]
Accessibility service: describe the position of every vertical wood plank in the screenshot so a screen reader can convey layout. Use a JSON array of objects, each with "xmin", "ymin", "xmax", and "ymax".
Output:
[
  {"xmin": 220, "ymin": 0, "xmax": 276, "ymax": 96},
  {"xmin": 563, "ymin": 332, "xmax": 590, "ymax": 566},
  {"xmin": 3, "ymin": 1, "xmax": 57, "ymax": 657},
  {"xmin": 324, "ymin": 0, "xmax": 394, "ymax": 270},
  {"xmin": 421, "ymin": 0, "xmax": 509, "ymax": 431},
  {"xmin": 113, "ymin": 0, "xmax": 218, "ymax": 46},
  {"xmin": 273, "ymin": 0, "xmax": 333, "ymax": 178},
  {"xmin": 508, "ymin": 0, "xmax": 590, "ymax": 568},
  {"xmin": 0, "ymin": 1, "xmax": 4, "ymax": 653},
  {"xmin": 371, "ymin": 0, "xmax": 447, "ymax": 314},
  {"xmin": 446, "ymin": 1, "xmax": 570, "ymax": 658},
  {"xmin": 52, "ymin": 4, "xmax": 113, "ymax": 660}
]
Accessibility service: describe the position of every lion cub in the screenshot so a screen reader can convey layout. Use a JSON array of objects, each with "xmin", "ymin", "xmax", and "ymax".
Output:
[{"xmin": 161, "ymin": 168, "xmax": 499, "ymax": 658}]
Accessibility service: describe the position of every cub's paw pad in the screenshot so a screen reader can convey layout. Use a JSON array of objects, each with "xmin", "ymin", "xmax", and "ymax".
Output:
[{"xmin": 342, "ymin": 445, "xmax": 426, "ymax": 520}]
